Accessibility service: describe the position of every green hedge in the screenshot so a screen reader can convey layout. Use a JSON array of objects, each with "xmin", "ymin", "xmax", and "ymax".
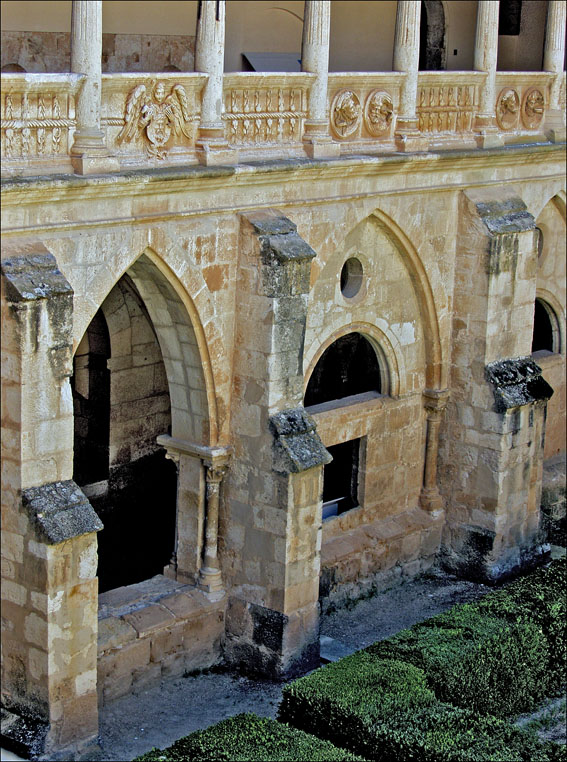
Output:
[
  {"xmin": 471, "ymin": 558, "xmax": 566, "ymax": 694},
  {"xmin": 366, "ymin": 605, "xmax": 550, "ymax": 716},
  {"xmin": 278, "ymin": 655, "xmax": 559, "ymax": 762},
  {"xmin": 133, "ymin": 713, "xmax": 365, "ymax": 762}
]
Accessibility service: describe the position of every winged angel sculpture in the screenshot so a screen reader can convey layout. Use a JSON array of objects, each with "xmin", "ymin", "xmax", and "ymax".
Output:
[{"xmin": 118, "ymin": 80, "xmax": 192, "ymax": 159}]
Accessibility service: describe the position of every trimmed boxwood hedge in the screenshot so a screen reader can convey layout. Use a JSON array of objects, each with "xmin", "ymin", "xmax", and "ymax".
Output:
[
  {"xmin": 133, "ymin": 713, "xmax": 365, "ymax": 761},
  {"xmin": 471, "ymin": 557, "xmax": 566, "ymax": 694},
  {"xmin": 365, "ymin": 606, "xmax": 550, "ymax": 717},
  {"xmin": 278, "ymin": 655, "xmax": 560, "ymax": 761}
]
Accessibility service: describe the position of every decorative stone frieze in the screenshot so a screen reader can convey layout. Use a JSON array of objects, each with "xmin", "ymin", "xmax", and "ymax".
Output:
[
  {"xmin": 364, "ymin": 90, "xmax": 394, "ymax": 136},
  {"xmin": 418, "ymin": 84, "xmax": 477, "ymax": 133},
  {"xmin": 330, "ymin": 89, "xmax": 361, "ymax": 139},
  {"xmin": 496, "ymin": 88, "xmax": 520, "ymax": 130},
  {"xmin": 521, "ymin": 88, "xmax": 545, "ymax": 130},
  {"xmin": 118, "ymin": 80, "xmax": 193, "ymax": 159}
]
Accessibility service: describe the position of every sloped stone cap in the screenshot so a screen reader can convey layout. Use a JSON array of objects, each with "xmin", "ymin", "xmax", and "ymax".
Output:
[
  {"xmin": 243, "ymin": 209, "xmax": 316, "ymax": 264},
  {"xmin": 485, "ymin": 357, "xmax": 554, "ymax": 412},
  {"xmin": 474, "ymin": 197, "xmax": 534, "ymax": 235},
  {"xmin": 1, "ymin": 250, "xmax": 73, "ymax": 303},
  {"xmin": 270, "ymin": 408, "xmax": 332, "ymax": 474},
  {"xmin": 22, "ymin": 480, "xmax": 103, "ymax": 544}
]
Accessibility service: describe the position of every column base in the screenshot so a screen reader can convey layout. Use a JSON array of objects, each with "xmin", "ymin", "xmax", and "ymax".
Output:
[
  {"xmin": 70, "ymin": 153, "xmax": 121, "ymax": 175},
  {"xmin": 394, "ymin": 130, "xmax": 429, "ymax": 153},
  {"xmin": 420, "ymin": 487, "xmax": 445, "ymax": 512},
  {"xmin": 302, "ymin": 136, "xmax": 341, "ymax": 159},
  {"xmin": 198, "ymin": 565, "xmax": 224, "ymax": 597},
  {"xmin": 196, "ymin": 139, "xmax": 238, "ymax": 166},
  {"xmin": 544, "ymin": 110, "xmax": 566, "ymax": 142},
  {"xmin": 474, "ymin": 131, "xmax": 504, "ymax": 149}
]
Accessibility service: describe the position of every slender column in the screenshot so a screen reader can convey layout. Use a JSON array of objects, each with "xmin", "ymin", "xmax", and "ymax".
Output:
[
  {"xmin": 420, "ymin": 389, "xmax": 450, "ymax": 512},
  {"xmin": 473, "ymin": 1, "xmax": 503, "ymax": 147},
  {"xmin": 70, "ymin": 0, "xmax": 118, "ymax": 173},
  {"xmin": 543, "ymin": 0, "xmax": 566, "ymax": 141},
  {"xmin": 194, "ymin": 0, "xmax": 237, "ymax": 165},
  {"xmin": 162, "ymin": 450, "xmax": 180, "ymax": 579},
  {"xmin": 199, "ymin": 463, "xmax": 227, "ymax": 598},
  {"xmin": 393, "ymin": 1, "xmax": 428, "ymax": 152},
  {"xmin": 301, "ymin": 0, "xmax": 340, "ymax": 158}
]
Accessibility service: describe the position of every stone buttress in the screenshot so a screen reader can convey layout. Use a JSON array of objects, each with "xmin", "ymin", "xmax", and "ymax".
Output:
[
  {"xmin": 439, "ymin": 192, "xmax": 553, "ymax": 582},
  {"xmin": 1, "ymin": 248, "xmax": 102, "ymax": 759},
  {"xmin": 223, "ymin": 210, "xmax": 331, "ymax": 678}
]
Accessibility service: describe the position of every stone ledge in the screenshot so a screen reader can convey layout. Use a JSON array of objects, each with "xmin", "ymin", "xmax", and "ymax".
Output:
[{"xmin": 122, "ymin": 604, "xmax": 176, "ymax": 637}]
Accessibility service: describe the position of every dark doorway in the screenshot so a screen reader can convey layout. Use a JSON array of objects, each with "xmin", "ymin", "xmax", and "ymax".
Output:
[
  {"xmin": 322, "ymin": 439, "xmax": 360, "ymax": 519},
  {"xmin": 71, "ymin": 309, "xmax": 111, "ymax": 486},
  {"xmin": 532, "ymin": 298, "xmax": 556, "ymax": 354},
  {"xmin": 419, "ymin": 1, "xmax": 446, "ymax": 71},
  {"xmin": 304, "ymin": 333, "xmax": 382, "ymax": 407},
  {"xmin": 73, "ymin": 278, "xmax": 177, "ymax": 593}
]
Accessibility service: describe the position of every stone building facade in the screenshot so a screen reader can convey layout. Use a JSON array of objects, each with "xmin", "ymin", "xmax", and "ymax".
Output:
[{"xmin": 1, "ymin": 1, "xmax": 566, "ymax": 758}]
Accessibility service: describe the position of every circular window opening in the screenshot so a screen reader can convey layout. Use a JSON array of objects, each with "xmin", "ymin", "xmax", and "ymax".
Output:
[{"xmin": 340, "ymin": 257, "xmax": 363, "ymax": 298}]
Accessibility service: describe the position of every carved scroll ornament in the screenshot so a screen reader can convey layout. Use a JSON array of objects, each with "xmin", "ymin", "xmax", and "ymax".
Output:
[
  {"xmin": 496, "ymin": 88, "xmax": 520, "ymax": 130},
  {"xmin": 331, "ymin": 90, "xmax": 361, "ymax": 138},
  {"xmin": 364, "ymin": 90, "xmax": 393, "ymax": 136},
  {"xmin": 118, "ymin": 80, "xmax": 192, "ymax": 159},
  {"xmin": 521, "ymin": 88, "xmax": 544, "ymax": 129}
]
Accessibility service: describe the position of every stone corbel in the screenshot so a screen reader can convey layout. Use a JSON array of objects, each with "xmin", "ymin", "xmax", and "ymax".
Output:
[{"xmin": 420, "ymin": 388, "xmax": 450, "ymax": 513}]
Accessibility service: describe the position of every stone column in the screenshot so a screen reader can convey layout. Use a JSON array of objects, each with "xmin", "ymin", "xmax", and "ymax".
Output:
[
  {"xmin": 194, "ymin": 0, "xmax": 237, "ymax": 165},
  {"xmin": 543, "ymin": 0, "xmax": 566, "ymax": 141},
  {"xmin": 199, "ymin": 463, "xmax": 228, "ymax": 597},
  {"xmin": 473, "ymin": 1, "xmax": 503, "ymax": 147},
  {"xmin": 70, "ymin": 0, "xmax": 118, "ymax": 174},
  {"xmin": 393, "ymin": 0, "xmax": 428, "ymax": 152},
  {"xmin": 301, "ymin": 0, "xmax": 340, "ymax": 158},
  {"xmin": 420, "ymin": 388, "xmax": 450, "ymax": 512}
]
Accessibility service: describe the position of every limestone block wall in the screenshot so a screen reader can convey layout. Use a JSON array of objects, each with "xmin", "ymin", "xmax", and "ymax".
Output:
[
  {"xmin": 534, "ymin": 197, "xmax": 567, "ymax": 459},
  {"xmin": 439, "ymin": 191, "xmax": 553, "ymax": 581},
  {"xmin": 0, "ymin": 31, "xmax": 196, "ymax": 73}
]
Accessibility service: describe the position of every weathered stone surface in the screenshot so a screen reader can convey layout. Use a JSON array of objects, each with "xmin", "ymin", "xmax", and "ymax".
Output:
[
  {"xmin": 21, "ymin": 481, "xmax": 103, "ymax": 544},
  {"xmin": 485, "ymin": 357, "xmax": 554, "ymax": 412},
  {"xmin": 474, "ymin": 196, "xmax": 535, "ymax": 235},
  {"xmin": 0, "ymin": 251, "xmax": 73, "ymax": 303},
  {"xmin": 270, "ymin": 408, "xmax": 331, "ymax": 474}
]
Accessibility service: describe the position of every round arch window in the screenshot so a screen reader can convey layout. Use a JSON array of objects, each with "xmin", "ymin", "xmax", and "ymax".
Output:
[
  {"xmin": 340, "ymin": 257, "xmax": 363, "ymax": 298},
  {"xmin": 532, "ymin": 298, "xmax": 560, "ymax": 354},
  {"xmin": 304, "ymin": 332, "xmax": 382, "ymax": 407}
]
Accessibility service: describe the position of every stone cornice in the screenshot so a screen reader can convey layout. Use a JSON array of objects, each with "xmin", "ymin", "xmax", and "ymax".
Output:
[{"xmin": 1, "ymin": 142, "xmax": 565, "ymax": 236}]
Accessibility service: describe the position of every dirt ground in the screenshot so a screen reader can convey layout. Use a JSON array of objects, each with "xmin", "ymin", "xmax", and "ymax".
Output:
[{"xmin": 97, "ymin": 569, "xmax": 498, "ymax": 761}]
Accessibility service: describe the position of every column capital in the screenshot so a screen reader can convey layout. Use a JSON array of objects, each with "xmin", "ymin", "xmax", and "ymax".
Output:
[{"xmin": 422, "ymin": 388, "xmax": 450, "ymax": 416}]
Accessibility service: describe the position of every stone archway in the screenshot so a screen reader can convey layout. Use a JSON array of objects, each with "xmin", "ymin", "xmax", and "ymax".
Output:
[{"xmin": 419, "ymin": 0, "xmax": 447, "ymax": 70}]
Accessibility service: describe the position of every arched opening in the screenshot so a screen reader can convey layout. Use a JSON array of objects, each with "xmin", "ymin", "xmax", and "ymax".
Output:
[
  {"xmin": 73, "ymin": 274, "xmax": 177, "ymax": 593},
  {"xmin": 304, "ymin": 332, "xmax": 382, "ymax": 408},
  {"xmin": 419, "ymin": 0, "xmax": 446, "ymax": 71},
  {"xmin": 532, "ymin": 297, "xmax": 560, "ymax": 355}
]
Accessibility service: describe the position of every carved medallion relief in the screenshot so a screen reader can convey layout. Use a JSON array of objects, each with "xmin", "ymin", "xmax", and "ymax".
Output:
[
  {"xmin": 331, "ymin": 89, "xmax": 394, "ymax": 139},
  {"xmin": 496, "ymin": 88, "xmax": 520, "ymax": 130},
  {"xmin": 364, "ymin": 90, "xmax": 394, "ymax": 136},
  {"xmin": 521, "ymin": 88, "xmax": 544, "ymax": 130}
]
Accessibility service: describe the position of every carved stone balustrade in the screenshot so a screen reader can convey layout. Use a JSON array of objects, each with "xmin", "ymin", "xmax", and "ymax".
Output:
[
  {"xmin": 494, "ymin": 72, "xmax": 557, "ymax": 138},
  {"xmin": 1, "ymin": 73, "xmax": 84, "ymax": 176},
  {"xmin": 417, "ymin": 71, "xmax": 483, "ymax": 149},
  {"xmin": 222, "ymin": 73, "xmax": 313, "ymax": 159},
  {"xmin": 102, "ymin": 73, "xmax": 207, "ymax": 165},
  {"xmin": 326, "ymin": 73, "xmax": 403, "ymax": 151},
  {"xmin": 1, "ymin": 69, "xmax": 562, "ymax": 174}
]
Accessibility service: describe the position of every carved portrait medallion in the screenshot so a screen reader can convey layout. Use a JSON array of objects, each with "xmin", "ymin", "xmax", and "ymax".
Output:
[
  {"xmin": 364, "ymin": 90, "xmax": 394, "ymax": 136},
  {"xmin": 331, "ymin": 90, "xmax": 361, "ymax": 139},
  {"xmin": 496, "ymin": 88, "xmax": 520, "ymax": 131},
  {"xmin": 521, "ymin": 88, "xmax": 544, "ymax": 129}
]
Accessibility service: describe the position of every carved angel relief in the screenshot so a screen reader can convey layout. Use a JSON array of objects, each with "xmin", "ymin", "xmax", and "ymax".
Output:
[{"xmin": 118, "ymin": 80, "xmax": 192, "ymax": 159}]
